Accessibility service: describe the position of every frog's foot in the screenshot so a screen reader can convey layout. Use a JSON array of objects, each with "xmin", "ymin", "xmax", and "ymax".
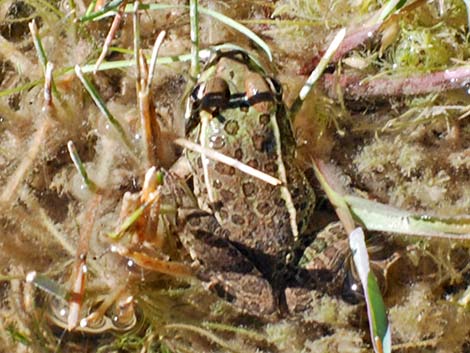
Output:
[
  {"xmin": 284, "ymin": 270, "xmax": 340, "ymax": 316},
  {"xmin": 203, "ymin": 271, "xmax": 277, "ymax": 319},
  {"xmin": 178, "ymin": 208, "xmax": 278, "ymax": 318}
]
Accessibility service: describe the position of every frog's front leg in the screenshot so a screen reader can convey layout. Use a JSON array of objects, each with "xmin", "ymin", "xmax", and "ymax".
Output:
[{"xmin": 177, "ymin": 207, "xmax": 278, "ymax": 318}]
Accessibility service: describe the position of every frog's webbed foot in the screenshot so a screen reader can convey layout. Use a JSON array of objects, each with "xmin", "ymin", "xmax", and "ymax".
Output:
[{"xmin": 178, "ymin": 208, "xmax": 278, "ymax": 318}]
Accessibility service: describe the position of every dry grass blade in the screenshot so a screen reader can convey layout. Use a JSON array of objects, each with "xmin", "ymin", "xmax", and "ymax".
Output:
[
  {"xmin": 94, "ymin": 2, "xmax": 127, "ymax": 72},
  {"xmin": 137, "ymin": 32, "xmax": 167, "ymax": 169},
  {"xmin": 190, "ymin": 0, "xmax": 200, "ymax": 78},
  {"xmin": 0, "ymin": 63, "xmax": 54, "ymax": 204},
  {"xmin": 290, "ymin": 28, "xmax": 346, "ymax": 116},
  {"xmin": 147, "ymin": 31, "xmax": 167, "ymax": 90},
  {"xmin": 67, "ymin": 194, "xmax": 103, "ymax": 330},
  {"xmin": 138, "ymin": 51, "xmax": 161, "ymax": 168},
  {"xmin": 173, "ymin": 138, "xmax": 282, "ymax": 186}
]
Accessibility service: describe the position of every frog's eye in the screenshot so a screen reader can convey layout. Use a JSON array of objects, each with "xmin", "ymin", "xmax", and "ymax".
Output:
[
  {"xmin": 197, "ymin": 77, "xmax": 231, "ymax": 113},
  {"xmin": 244, "ymin": 72, "xmax": 275, "ymax": 113}
]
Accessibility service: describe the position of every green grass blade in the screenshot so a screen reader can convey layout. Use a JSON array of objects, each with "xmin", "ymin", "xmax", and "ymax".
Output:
[
  {"xmin": 74, "ymin": 65, "xmax": 135, "ymax": 155},
  {"xmin": 91, "ymin": 3, "xmax": 273, "ymax": 61},
  {"xmin": 198, "ymin": 6, "xmax": 272, "ymax": 62},
  {"xmin": 80, "ymin": 0, "xmax": 125, "ymax": 22},
  {"xmin": 346, "ymin": 195, "xmax": 470, "ymax": 238},
  {"xmin": 6, "ymin": 325, "xmax": 31, "ymax": 346},
  {"xmin": 26, "ymin": 271, "xmax": 68, "ymax": 301},
  {"xmin": 378, "ymin": 0, "xmax": 408, "ymax": 22},
  {"xmin": 67, "ymin": 141, "xmax": 98, "ymax": 193},
  {"xmin": 108, "ymin": 192, "xmax": 159, "ymax": 239},
  {"xmin": 350, "ymin": 228, "xmax": 391, "ymax": 353}
]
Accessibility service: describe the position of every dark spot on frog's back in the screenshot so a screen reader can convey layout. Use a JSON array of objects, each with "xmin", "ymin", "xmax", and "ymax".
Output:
[
  {"xmin": 242, "ymin": 182, "xmax": 257, "ymax": 197},
  {"xmin": 234, "ymin": 148, "xmax": 243, "ymax": 160},
  {"xmin": 252, "ymin": 134, "xmax": 264, "ymax": 152},
  {"xmin": 264, "ymin": 162, "xmax": 278, "ymax": 173},
  {"xmin": 256, "ymin": 201, "xmax": 271, "ymax": 215},
  {"xmin": 214, "ymin": 162, "xmax": 235, "ymax": 175},
  {"xmin": 224, "ymin": 120, "xmax": 239, "ymax": 135},
  {"xmin": 259, "ymin": 113, "xmax": 270, "ymax": 126},
  {"xmin": 231, "ymin": 214, "xmax": 245, "ymax": 225},
  {"xmin": 219, "ymin": 209, "xmax": 229, "ymax": 220},
  {"xmin": 247, "ymin": 159, "xmax": 258, "ymax": 169},
  {"xmin": 275, "ymin": 197, "xmax": 286, "ymax": 207},
  {"xmin": 252, "ymin": 130, "xmax": 276, "ymax": 154},
  {"xmin": 220, "ymin": 189, "xmax": 235, "ymax": 201}
]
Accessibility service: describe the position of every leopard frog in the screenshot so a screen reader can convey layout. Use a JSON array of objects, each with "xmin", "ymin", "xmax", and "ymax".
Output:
[{"xmin": 168, "ymin": 50, "xmax": 316, "ymax": 318}]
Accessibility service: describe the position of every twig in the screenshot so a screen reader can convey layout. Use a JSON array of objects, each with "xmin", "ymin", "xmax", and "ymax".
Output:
[
  {"xmin": 323, "ymin": 66, "xmax": 470, "ymax": 99},
  {"xmin": 173, "ymin": 138, "xmax": 282, "ymax": 186}
]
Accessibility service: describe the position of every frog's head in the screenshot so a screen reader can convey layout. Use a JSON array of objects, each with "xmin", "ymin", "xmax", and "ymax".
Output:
[{"xmin": 186, "ymin": 49, "xmax": 283, "ymax": 133}]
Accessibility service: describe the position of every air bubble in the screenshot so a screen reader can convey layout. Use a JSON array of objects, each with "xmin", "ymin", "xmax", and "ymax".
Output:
[
  {"xmin": 351, "ymin": 283, "xmax": 358, "ymax": 291},
  {"xmin": 209, "ymin": 134, "xmax": 225, "ymax": 149},
  {"xmin": 127, "ymin": 259, "xmax": 134, "ymax": 268},
  {"xmin": 26, "ymin": 271, "xmax": 37, "ymax": 283},
  {"xmin": 79, "ymin": 318, "xmax": 88, "ymax": 328}
]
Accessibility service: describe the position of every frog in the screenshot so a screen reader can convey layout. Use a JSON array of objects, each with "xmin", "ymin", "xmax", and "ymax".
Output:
[{"xmin": 163, "ymin": 49, "xmax": 317, "ymax": 319}]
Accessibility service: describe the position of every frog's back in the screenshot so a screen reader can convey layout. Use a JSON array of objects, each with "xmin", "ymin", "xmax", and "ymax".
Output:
[{"xmin": 186, "ymin": 52, "xmax": 315, "ymax": 270}]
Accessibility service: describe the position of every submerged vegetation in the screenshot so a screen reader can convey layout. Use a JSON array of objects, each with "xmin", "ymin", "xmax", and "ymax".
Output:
[{"xmin": 0, "ymin": 0, "xmax": 469, "ymax": 352}]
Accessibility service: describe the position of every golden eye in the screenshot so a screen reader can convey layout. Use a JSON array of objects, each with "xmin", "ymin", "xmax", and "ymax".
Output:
[
  {"xmin": 199, "ymin": 77, "xmax": 230, "ymax": 113},
  {"xmin": 244, "ymin": 72, "xmax": 274, "ymax": 113}
]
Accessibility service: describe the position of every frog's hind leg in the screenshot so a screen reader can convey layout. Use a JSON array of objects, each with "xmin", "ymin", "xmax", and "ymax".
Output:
[{"xmin": 178, "ymin": 208, "xmax": 278, "ymax": 319}]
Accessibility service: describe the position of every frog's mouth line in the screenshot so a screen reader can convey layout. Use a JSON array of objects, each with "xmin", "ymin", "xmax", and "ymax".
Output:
[
  {"xmin": 196, "ymin": 90, "xmax": 275, "ymax": 110},
  {"xmin": 228, "ymin": 91, "xmax": 274, "ymax": 108},
  {"xmin": 186, "ymin": 90, "xmax": 276, "ymax": 131}
]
